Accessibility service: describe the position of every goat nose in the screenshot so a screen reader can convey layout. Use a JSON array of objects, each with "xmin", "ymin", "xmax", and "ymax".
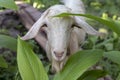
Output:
[{"xmin": 54, "ymin": 51, "xmax": 64, "ymax": 59}]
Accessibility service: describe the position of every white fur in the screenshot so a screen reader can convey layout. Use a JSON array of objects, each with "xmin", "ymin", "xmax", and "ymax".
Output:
[
  {"xmin": 61, "ymin": 0, "xmax": 85, "ymax": 13},
  {"xmin": 21, "ymin": 0, "xmax": 100, "ymax": 73}
]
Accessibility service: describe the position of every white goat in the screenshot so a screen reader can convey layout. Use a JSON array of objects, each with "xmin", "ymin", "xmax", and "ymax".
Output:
[{"xmin": 21, "ymin": 0, "xmax": 100, "ymax": 73}]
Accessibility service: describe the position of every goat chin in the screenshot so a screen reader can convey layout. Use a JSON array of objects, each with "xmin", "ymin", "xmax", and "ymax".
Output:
[{"xmin": 51, "ymin": 56, "xmax": 68, "ymax": 73}]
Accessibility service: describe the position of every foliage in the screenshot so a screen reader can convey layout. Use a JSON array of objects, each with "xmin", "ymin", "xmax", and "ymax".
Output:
[
  {"xmin": 17, "ymin": 37, "xmax": 105, "ymax": 80},
  {"xmin": 0, "ymin": 0, "xmax": 18, "ymax": 10},
  {"xmin": 0, "ymin": 56, "xmax": 8, "ymax": 68},
  {"xmin": 55, "ymin": 13, "xmax": 120, "ymax": 37},
  {"xmin": 16, "ymin": 5, "xmax": 120, "ymax": 80},
  {"xmin": 0, "ymin": 35, "xmax": 17, "ymax": 51},
  {"xmin": 55, "ymin": 13, "xmax": 120, "ymax": 79},
  {"xmin": 83, "ymin": 0, "xmax": 120, "ymax": 16},
  {"xmin": 54, "ymin": 50, "xmax": 103, "ymax": 80},
  {"xmin": 40, "ymin": 0, "xmax": 59, "ymax": 9},
  {"xmin": 117, "ymin": 73, "xmax": 120, "ymax": 80},
  {"xmin": 23, "ymin": 0, "xmax": 59, "ymax": 9},
  {"xmin": 0, "ymin": 0, "xmax": 120, "ymax": 80},
  {"xmin": 104, "ymin": 51, "xmax": 120, "ymax": 65},
  {"xmin": 0, "ymin": 35, "xmax": 17, "ymax": 80},
  {"xmin": 78, "ymin": 70, "xmax": 107, "ymax": 80},
  {"xmin": 16, "ymin": 13, "xmax": 119, "ymax": 80},
  {"xmin": 17, "ymin": 37, "xmax": 48, "ymax": 80}
]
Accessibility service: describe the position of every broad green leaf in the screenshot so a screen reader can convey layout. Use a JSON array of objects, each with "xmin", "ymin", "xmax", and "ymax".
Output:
[
  {"xmin": 0, "ymin": 0, "xmax": 18, "ymax": 10},
  {"xmin": 54, "ymin": 50, "xmax": 103, "ymax": 80},
  {"xmin": 0, "ymin": 35, "xmax": 17, "ymax": 51},
  {"xmin": 55, "ymin": 13, "xmax": 120, "ymax": 36},
  {"xmin": 0, "ymin": 56, "xmax": 8, "ymax": 68},
  {"xmin": 78, "ymin": 70, "xmax": 107, "ymax": 80},
  {"xmin": 17, "ymin": 37, "xmax": 48, "ymax": 80},
  {"xmin": 104, "ymin": 51, "xmax": 120, "ymax": 65}
]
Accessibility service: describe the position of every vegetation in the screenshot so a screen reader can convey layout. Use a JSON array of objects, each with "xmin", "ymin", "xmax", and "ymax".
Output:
[{"xmin": 0, "ymin": 0, "xmax": 120, "ymax": 80}]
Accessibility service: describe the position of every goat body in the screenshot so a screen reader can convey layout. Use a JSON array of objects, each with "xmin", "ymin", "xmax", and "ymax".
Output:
[{"xmin": 21, "ymin": 0, "xmax": 100, "ymax": 73}]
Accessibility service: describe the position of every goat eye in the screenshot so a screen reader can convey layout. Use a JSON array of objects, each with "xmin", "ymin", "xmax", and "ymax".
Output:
[
  {"xmin": 71, "ymin": 24, "xmax": 75, "ymax": 28},
  {"xmin": 42, "ymin": 24, "xmax": 47, "ymax": 27},
  {"xmin": 40, "ymin": 24, "xmax": 48, "ymax": 40},
  {"xmin": 71, "ymin": 24, "xmax": 82, "ymax": 29}
]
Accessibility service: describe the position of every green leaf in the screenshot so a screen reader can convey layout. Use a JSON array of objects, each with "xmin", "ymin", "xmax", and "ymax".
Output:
[
  {"xmin": 95, "ymin": 38, "xmax": 114, "ymax": 48},
  {"xmin": 55, "ymin": 13, "xmax": 120, "ymax": 36},
  {"xmin": 0, "ymin": 35, "xmax": 17, "ymax": 51},
  {"xmin": 17, "ymin": 37, "xmax": 48, "ymax": 80},
  {"xmin": 54, "ymin": 50, "xmax": 103, "ymax": 80},
  {"xmin": 104, "ymin": 43, "xmax": 113, "ymax": 50},
  {"xmin": 117, "ymin": 73, "xmax": 120, "ymax": 80},
  {"xmin": 104, "ymin": 51, "xmax": 120, "ymax": 65},
  {"xmin": 0, "ymin": 0, "xmax": 18, "ymax": 10},
  {"xmin": 0, "ymin": 56, "xmax": 8, "ymax": 68},
  {"xmin": 78, "ymin": 70, "xmax": 107, "ymax": 80}
]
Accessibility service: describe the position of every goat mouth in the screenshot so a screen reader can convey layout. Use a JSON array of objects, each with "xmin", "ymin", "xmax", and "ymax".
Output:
[
  {"xmin": 57, "ymin": 57, "xmax": 63, "ymax": 61},
  {"xmin": 53, "ymin": 55, "xmax": 65, "ymax": 61},
  {"xmin": 55, "ymin": 57, "xmax": 64, "ymax": 61}
]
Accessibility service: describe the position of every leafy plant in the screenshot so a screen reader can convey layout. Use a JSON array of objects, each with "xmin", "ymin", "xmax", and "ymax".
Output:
[
  {"xmin": 55, "ymin": 13, "xmax": 120, "ymax": 36},
  {"xmin": 17, "ymin": 37, "xmax": 105, "ymax": 80},
  {"xmin": 0, "ymin": 0, "xmax": 18, "ymax": 10},
  {"xmin": 54, "ymin": 50, "xmax": 103, "ymax": 80},
  {"xmin": 55, "ymin": 13, "xmax": 120, "ymax": 79},
  {"xmin": 78, "ymin": 70, "xmax": 107, "ymax": 80},
  {"xmin": 0, "ymin": 56, "xmax": 8, "ymax": 68},
  {"xmin": 0, "ymin": 0, "xmax": 120, "ymax": 79},
  {"xmin": 0, "ymin": 35, "xmax": 17, "ymax": 51},
  {"xmin": 117, "ymin": 73, "xmax": 120, "ymax": 80},
  {"xmin": 23, "ymin": 0, "xmax": 59, "ymax": 9},
  {"xmin": 16, "ymin": 13, "xmax": 120, "ymax": 80},
  {"xmin": 0, "ymin": 35, "xmax": 17, "ymax": 79},
  {"xmin": 17, "ymin": 37, "xmax": 48, "ymax": 80},
  {"xmin": 104, "ymin": 51, "xmax": 120, "ymax": 65}
]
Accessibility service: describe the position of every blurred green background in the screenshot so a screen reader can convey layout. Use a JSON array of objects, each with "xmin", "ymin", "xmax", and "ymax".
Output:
[{"xmin": 0, "ymin": 0, "xmax": 120, "ymax": 80}]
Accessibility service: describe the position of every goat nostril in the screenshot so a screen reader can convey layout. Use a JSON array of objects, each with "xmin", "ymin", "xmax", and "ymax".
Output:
[
  {"xmin": 53, "ymin": 51, "xmax": 57, "ymax": 56},
  {"xmin": 53, "ymin": 51, "xmax": 64, "ymax": 58}
]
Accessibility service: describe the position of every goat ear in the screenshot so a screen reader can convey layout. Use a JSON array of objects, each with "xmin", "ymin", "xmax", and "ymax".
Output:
[
  {"xmin": 21, "ymin": 9, "xmax": 50, "ymax": 40},
  {"xmin": 74, "ymin": 17, "xmax": 100, "ymax": 36}
]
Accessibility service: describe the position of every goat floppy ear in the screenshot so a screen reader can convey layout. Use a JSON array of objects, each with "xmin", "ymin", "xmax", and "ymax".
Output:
[
  {"xmin": 21, "ymin": 9, "xmax": 50, "ymax": 40},
  {"xmin": 74, "ymin": 17, "xmax": 100, "ymax": 36}
]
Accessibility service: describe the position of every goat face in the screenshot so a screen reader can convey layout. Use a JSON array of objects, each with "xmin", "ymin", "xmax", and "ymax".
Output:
[
  {"xmin": 21, "ymin": 5, "xmax": 100, "ymax": 62},
  {"xmin": 44, "ymin": 6, "xmax": 74, "ymax": 61},
  {"xmin": 46, "ymin": 16, "xmax": 74, "ymax": 61},
  {"xmin": 21, "ymin": 5, "xmax": 74, "ymax": 61}
]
